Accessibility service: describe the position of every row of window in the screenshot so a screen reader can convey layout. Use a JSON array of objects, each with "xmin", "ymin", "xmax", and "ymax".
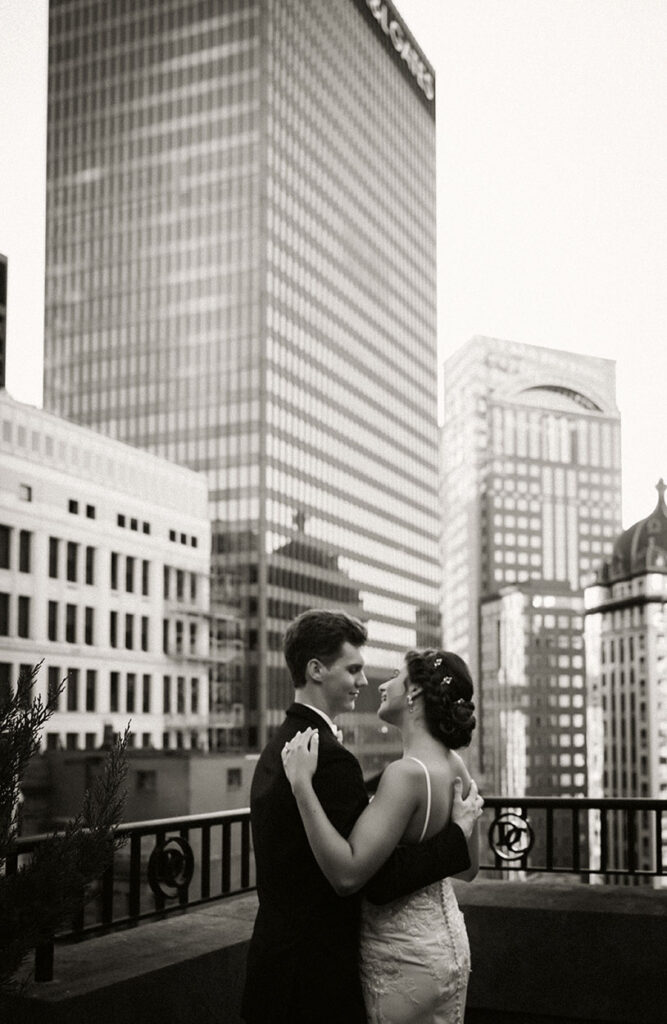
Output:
[
  {"xmin": 69, "ymin": 498, "xmax": 96, "ymax": 518},
  {"xmin": 0, "ymin": 526, "xmax": 32, "ymax": 572},
  {"xmin": 48, "ymin": 601, "xmax": 96, "ymax": 645},
  {"xmin": 49, "ymin": 537, "xmax": 96, "ymax": 584},
  {"xmin": 0, "ymin": 593, "xmax": 30, "ymax": 638},
  {"xmin": 0, "ymin": 662, "xmax": 204, "ymax": 718},
  {"xmin": 43, "ymin": 728, "xmax": 212, "ymax": 753},
  {"xmin": 117, "ymin": 512, "xmax": 150, "ymax": 533}
]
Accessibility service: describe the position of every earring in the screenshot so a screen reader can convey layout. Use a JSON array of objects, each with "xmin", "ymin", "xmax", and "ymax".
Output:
[{"xmin": 407, "ymin": 693, "xmax": 414, "ymax": 712}]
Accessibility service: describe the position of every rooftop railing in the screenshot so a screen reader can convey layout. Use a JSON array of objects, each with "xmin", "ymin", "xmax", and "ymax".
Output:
[{"xmin": 6, "ymin": 796, "xmax": 666, "ymax": 982}]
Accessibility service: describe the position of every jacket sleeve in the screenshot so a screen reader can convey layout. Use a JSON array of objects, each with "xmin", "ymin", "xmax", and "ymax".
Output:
[{"xmin": 364, "ymin": 820, "xmax": 471, "ymax": 905}]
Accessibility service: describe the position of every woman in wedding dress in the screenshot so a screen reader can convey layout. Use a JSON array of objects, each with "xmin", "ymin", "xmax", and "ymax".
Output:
[{"xmin": 281, "ymin": 649, "xmax": 479, "ymax": 1024}]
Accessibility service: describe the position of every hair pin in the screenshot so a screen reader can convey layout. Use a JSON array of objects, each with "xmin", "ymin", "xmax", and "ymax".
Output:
[{"xmin": 440, "ymin": 675, "xmax": 453, "ymax": 689}]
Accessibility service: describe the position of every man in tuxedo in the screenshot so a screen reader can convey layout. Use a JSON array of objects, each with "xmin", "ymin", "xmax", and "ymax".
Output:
[{"xmin": 241, "ymin": 610, "xmax": 482, "ymax": 1024}]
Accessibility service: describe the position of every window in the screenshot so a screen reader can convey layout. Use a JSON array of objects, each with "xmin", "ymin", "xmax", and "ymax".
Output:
[
  {"xmin": 47, "ymin": 666, "xmax": 61, "ymax": 709},
  {"xmin": 130, "ymin": 518, "xmax": 138, "ymax": 531},
  {"xmin": 18, "ymin": 665, "xmax": 33, "ymax": 709},
  {"xmin": 141, "ymin": 615, "xmax": 149, "ymax": 651},
  {"xmin": 163, "ymin": 675, "xmax": 171, "ymax": 713},
  {"xmin": 142, "ymin": 674, "xmax": 151, "ymax": 713},
  {"xmin": 190, "ymin": 573, "xmax": 197, "ymax": 601},
  {"xmin": 163, "ymin": 566, "xmax": 170, "ymax": 598},
  {"xmin": 142, "ymin": 522, "xmax": 150, "ymax": 535},
  {"xmin": 125, "ymin": 613, "xmax": 134, "ymax": 649},
  {"xmin": 125, "ymin": 556, "xmax": 134, "ymax": 592},
  {"xmin": 0, "ymin": 662, "xmax": 10, "ymax": 710},
  {"xmin": 117, "ymin": 514, "xmax": 125, "ymax": 527},
  {"xmin": 18, "ymin": 596, "xmax": 30, "ymax": 638},
  {"xmin": 68, "ymin": 499, "xmax": 79, "ymax": 514},
  {"xmin": 109, "ymin": 610, "xmax": 118, "ymax": 648},
  {"xmin": 86, "ymin": 669, "xmax": 96, "ymax": 711},
  {"xmin": 66, "ymin": 733, "xmax": 78, "ymax": 750},
  {"xmin": 66, "ymin": 669, "xmax": 79, "ymax": 711},
  {"xmin": 141, "ymin": 560, "xmax": 150, "ymax": 596},
  {"xmin": 48, "ymin": 600, "xmax": 58, "ymax": 641},
  {"xmin": 110, "ymin": 552, "xmax": 118, "ymax": 589},
  {"xmin": 191, "ymin": 678, "xmax": 199, "ymax": 713},
  {"xmin": 84, "ymin": 607, "xmax": 94, "ymax": 645},
  {"xmin": 126, "ymin": 673, "xmax": 136, "ymax": 713},
  {"xmin": 0, "ymin": 525, "xmax": 10, "ymax": 568},
  {"xmin": 85, "ymin": 546, "xmax": 95, "ymax": 585},
  {"xmin": 110, "ymin": 671, "xmax": 119, "ymax": 712},
  {"xmin": 85, "ymin": 733, "xmax": 96, "ymax": 749},
  {"xmin": 0, "ymin": 593, "xmax": 9, "ymax": 635},
  {"xmin": 86, "ymin": 504, "xmax": 96, "ymax": 519},
  {"xmin": 19, "ymin": 484, "xmax": 32, "ymax": 502},
  {"xmin": 65, "ymin": 603, "xmax": 77, "ymax": 643},
  {"xmin": 46, "ymin": 733, "xmax": 59, "ymax": 750},
  {"xmin": 162, "ymin": 619, "xmax": 169, "ymax": 653},
  {"xmin": 177, "ymin": 677, "xmax": 185, "ymax": 714},
  {"xmin": 137, "ymin": 770, "xmax": 156, "ymax": 792},
  {"xmin": 49, "ymin": 537, "xmax": 59, "ymax": 578},
  {"xmin": 227, "ymin": 768, "xmax": 242, "ymax": 790},
  {"xmin": 141, "ymin": 733, "xmax": 152, "ymax": 748},
  {"xmin": 189, "ymin": 622, "xmax": 197, "ymax": 653},
  {"xmin": 176, "ymin": 570, "xmax": 184, "ymax": 599},
  {"xmin": 66, "ymin": 541, "xmax": 78, "ymax": 582}
]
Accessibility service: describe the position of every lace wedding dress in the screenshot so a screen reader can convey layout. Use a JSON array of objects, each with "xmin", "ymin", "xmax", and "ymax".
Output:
[{"xmin": 359, "ymin": 758, "xmax": 471, "ymax": 1024}]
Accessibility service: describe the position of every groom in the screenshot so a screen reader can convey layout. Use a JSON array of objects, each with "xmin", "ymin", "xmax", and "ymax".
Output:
[{"xmin": 241, "ymin": 610, "xmax": 482, "ymax": 1024}]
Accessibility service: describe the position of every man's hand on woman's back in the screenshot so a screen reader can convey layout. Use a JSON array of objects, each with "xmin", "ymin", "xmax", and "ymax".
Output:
[{"xmin": 451, "ymin": 778, "xmax": 484, "ymax": 839}]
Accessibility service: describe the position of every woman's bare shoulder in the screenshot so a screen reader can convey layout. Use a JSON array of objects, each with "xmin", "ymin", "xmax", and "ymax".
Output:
[
  {"xmin": 446, "ymin": 749, "xmax": 472, "ymax": 786},
  {"xmin": 377, "ymin": 757, "xmax": 427, "ymax": 792}
]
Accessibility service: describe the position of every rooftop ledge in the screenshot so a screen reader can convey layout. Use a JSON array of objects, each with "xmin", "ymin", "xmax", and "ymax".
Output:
[{"xmin": 4, "ymin": 881, "xmax": 666, "ymax": 1024}]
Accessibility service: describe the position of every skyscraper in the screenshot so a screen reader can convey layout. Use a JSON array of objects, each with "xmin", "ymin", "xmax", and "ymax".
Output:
[
  {"xmin": 44, "ymin": 0, "xmax": 440, "ymax": 759},
  {"xmin": 584, "ymin": 481, "xmax": 667, "ymax": 877},
  {"xmin": 441, "ymin": 336, "xmax": 622, "ymax": 790}
]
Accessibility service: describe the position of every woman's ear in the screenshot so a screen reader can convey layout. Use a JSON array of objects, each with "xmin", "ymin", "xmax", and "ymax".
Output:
[{"xmin": 408, "ymin": 687, "xmax": 423, "ymax": 699}]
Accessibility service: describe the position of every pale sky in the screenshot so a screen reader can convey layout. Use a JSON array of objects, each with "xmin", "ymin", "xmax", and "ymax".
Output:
[{"xmin": 1, "ymin": 0, "xmax": 666, "ymax": 527}]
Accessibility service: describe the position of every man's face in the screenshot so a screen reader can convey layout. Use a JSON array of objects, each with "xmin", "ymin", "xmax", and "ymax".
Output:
[{"xmin": 316, "ymin": 642, "xmax": 367, "ymax": 719}]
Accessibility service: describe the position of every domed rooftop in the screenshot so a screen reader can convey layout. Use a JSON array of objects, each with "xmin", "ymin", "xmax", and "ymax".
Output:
[{"xmin": 607, "ymin": 479, "xmax": 667, "ymax": 580}]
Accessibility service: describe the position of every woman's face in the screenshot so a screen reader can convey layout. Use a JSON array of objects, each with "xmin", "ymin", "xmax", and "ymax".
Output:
[{"xmin": 377, "ymin": 664, "xmax": 409, "ymax": 723}]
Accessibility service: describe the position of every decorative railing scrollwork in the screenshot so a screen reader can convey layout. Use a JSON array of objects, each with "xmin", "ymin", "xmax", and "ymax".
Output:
[{"xmin": 147, "ymin": 836, "xmax": 195, "ymax": 899}]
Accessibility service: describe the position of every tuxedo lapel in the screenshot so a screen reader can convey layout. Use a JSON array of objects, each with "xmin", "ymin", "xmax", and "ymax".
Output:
[{"xmin": 285, "ymin": 702, "xmax": 339, "ymax": 741}]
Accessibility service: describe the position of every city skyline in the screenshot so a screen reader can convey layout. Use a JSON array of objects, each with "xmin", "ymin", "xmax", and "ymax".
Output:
[{"xmin": 2, "ymin": 0, "xmax": 667, "ymax": 530}]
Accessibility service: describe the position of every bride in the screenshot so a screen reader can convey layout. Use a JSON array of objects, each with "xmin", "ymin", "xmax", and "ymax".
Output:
[{"xmin": 281, "ymin": 648, "xmax": 479, "ymax": 1024}]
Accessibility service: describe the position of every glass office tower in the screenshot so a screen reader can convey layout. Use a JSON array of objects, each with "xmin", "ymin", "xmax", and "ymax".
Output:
[
  {"xmin": 441, "ymin": 336, "xmax": 622, "ymax": 786},
  {"xmin": 44, "ymin": 0, "xmax": 440, "ymax": 759}
]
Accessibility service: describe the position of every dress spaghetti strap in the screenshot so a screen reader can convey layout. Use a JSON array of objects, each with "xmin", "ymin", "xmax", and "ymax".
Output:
[{"xmin": 407, "ymin": 756, "xmax": 432, "ymax": 843}]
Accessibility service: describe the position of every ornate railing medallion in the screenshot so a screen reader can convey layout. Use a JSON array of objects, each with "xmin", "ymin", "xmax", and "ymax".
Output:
[{"xmin": 489, "ymin": 810, "xmax": 535, "ymax": 861}]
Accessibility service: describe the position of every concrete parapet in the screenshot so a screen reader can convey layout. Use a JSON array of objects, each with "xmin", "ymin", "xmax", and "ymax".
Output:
[{"xmin": 3, "ymin": 881, "xmax": 665, "ymax": 1023}]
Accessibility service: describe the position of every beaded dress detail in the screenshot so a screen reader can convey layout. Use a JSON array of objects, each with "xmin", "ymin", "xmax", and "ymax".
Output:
[{"xmin": 359, "ymin": 758, "xmax": 470, "ymax": 1024}]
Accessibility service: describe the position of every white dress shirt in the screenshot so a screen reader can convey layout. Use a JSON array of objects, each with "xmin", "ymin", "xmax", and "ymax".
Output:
[{"xmin": 299, "ymin": 703, "xmax": 344, "ymax": 744}]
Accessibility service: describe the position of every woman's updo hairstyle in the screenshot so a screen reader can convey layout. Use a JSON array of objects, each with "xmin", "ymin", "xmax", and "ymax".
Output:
[{"xmin": 405, "ymin": 649, "xmax": 476, "ymax": 750}]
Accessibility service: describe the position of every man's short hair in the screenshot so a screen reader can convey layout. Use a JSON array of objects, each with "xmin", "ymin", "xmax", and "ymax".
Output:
[{"xmin": 284, "ymin": 609, "xmax": 368, "ymax": 689}]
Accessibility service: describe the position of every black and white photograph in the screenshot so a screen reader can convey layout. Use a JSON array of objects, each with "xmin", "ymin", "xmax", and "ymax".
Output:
[{"xmin": 1, "ymin": 2, "xmax": 665, "ymax": 1022}]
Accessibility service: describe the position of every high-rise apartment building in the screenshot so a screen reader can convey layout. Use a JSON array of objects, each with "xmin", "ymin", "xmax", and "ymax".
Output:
[
  {"xmin": 0, "ymin": 389, "xmax": 211, "ymax": 753},
  {"xmin": 584, "ymin": 481, "xmax": 667, "ymax": 877},
  {"xmin": 441, "ymin": 336, "xmax": 622, "ymax": 789},
  {"xmin": 44, "ymin": 1, "xmax": 440, "ymax": 758}
]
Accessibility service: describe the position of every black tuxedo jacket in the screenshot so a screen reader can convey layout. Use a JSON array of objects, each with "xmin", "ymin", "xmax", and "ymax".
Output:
[{"xmin": 241, "ymin": 703, "xmax": 470, "ymax": 1024}]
